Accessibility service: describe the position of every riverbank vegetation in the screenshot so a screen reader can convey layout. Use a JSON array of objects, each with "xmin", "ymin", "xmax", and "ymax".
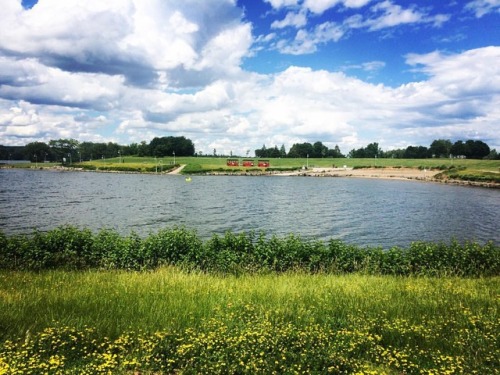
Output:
[
  {"xmin": 1, "ymin": 226, "xmax": 498, "ymax": 276},
  {"xmin": 1, "ymin": 227, "xmax": 498, "ymax": 373}
]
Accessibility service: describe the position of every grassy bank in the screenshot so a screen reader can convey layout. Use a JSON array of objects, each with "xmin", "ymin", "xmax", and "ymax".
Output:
[
  {"xmin": 1, "ymin": 227, "xmax": 498, "ymax": 276},
  {"xmin": 1, "ymin": 227, "xmax": 498, "ymax": 373},
  {"xmin": 5, "ymin": 156, "xmax": 499, "ymax": 183},
  {"xmin": 69, "ymin": 156, "xmax": 500, "ymax": 180},
  {"xmin": 0, "ymin": 269, "xmax": 498, "ymax": 374}
]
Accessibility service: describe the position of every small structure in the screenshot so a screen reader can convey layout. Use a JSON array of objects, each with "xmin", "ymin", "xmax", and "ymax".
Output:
[
  {"xmin": 258, "ymin": 160, "xmax": 270, "ymax": 168},
  {"xmin": 226, "ymin": 159, "xmax": 239, "ymax": 167},
  {"xmin": 242, "ymin": 159, "xmax": 254, "ymax": 167}
]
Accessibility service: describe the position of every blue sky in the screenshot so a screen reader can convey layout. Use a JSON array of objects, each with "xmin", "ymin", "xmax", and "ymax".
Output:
[{"xmin": 1, "ymin": 0, "xmax": 499, "ymax": 155}]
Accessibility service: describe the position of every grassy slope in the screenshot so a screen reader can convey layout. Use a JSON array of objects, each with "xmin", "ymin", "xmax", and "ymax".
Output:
[
  {"xmin": 74, "ymin": 156, "xmax": 500, "ymax": 176},
  {"xmin": 0, "ymin": 269, "xmax": 497, "ymax": 339},
  {"xmin": 0, "ymin": 269, "xmax": 498, "ymax": 373}
]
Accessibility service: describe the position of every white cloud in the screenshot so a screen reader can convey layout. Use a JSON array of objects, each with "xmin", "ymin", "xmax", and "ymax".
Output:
[
  {"xmin": 0, "ymin": 0, "xmax": 249, "ymax": 87},
  {"xmin": 303, "ymin": 0, "xmax": 372, "ymax": 14},
  {"xmin": 263, "ymin": 0, "xmax": 300, "ymax": 9},
  {"xmin": 271, "ymin": 10, "xmax": 308, "ymax": 29},
  {"xmin": 276, "ymin": 21, "xmax": 345, "ymax": 54},
  {"xmin": 0, "ymin": 1, "xmax": 498, "ymax": 154},
  {"xmin": 363, "ymin": 1, "xmax": 450, "ymax": 31},
  {"xmin": 465, "ymin": 0, "xmax": 500, "ymax": 17}
]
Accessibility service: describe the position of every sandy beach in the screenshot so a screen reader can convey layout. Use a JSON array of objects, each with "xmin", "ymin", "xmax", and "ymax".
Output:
[{"xmin": 278, "ymin": 167, "xmax": 439, "ymax": 180}]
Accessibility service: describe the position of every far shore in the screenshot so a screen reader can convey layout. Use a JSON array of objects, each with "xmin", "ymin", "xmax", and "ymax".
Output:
[{"xmin": 2, "ymin": 164, "xmax": 499, "ymax": 188}]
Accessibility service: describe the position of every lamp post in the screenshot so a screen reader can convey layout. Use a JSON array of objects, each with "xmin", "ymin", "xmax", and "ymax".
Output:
[
  {"xmin": 306, "ymin": 154, "xmax": 309, "ymax": 169},
  {"xmin": 173, "ymin": 151, "xmax": 176, "ymax": 165}
]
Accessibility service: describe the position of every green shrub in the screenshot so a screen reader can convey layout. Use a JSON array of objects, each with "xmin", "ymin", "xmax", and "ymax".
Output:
[{"xmin": 0, "ymin": 227, "xmax": 498, "ymax": 276}]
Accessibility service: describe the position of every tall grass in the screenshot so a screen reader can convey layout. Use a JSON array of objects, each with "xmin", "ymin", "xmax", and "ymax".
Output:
[
  {"xmin": 1, "ymin": 227, "xmax": 498, "ymax": 276},
  {"xmin": 0, "ymin": 269, "xmax": 498, "ymax": 373},
  {"xmin": 1, "ymin": 227, "xmax": 498, "ymax": 372}
]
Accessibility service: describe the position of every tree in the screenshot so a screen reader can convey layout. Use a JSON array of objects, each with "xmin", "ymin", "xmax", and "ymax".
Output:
[
  {"xmin": 49, "ymin": 139, "xmax": 79, "ymax": 163},
  {"xmin": 450, "ymin": 141, "xmax": 467, "ymax": 157},
  {"xmin": 348, "ymin": 142, "xmax": 381, "ymax": 158},
  {"xmin": 429, "ymin": 139, "xmax": 452, "ymax": 158},
  {"xmin": 465, "ymin": 140, "xmax": 490, "ymax": 159},
  {"xmin": 280, "ymin": 144, "xmax": 287, "ymax": 158},
  {"xmin": 137, "ymin": 141, "xmax": 149, "ymax": 157},
  {"xmin": 24, "ymin": 142, "xmax": 51, "ymax": 162},
  {"xmin": 149, "ymin": 136, "xmax": 195, "ymax": 157},
  {"xmin": 327, "ymin": 145, "xmax": 344, "ymax": 158},
  {"xmin": 404, "ymin": 146, "xmax": 428, "ymax": 159},
  {"xmin": 288, "ymin": 142, "xmax": 313, "ymax": 158},
  {"xmin": 312, "ymin": 141, "xmax": 328, "ymax": 158}
]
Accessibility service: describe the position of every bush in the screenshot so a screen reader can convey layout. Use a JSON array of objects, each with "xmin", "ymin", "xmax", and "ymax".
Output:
[{"xmin": 0, "ymin": 227, "xmax": 498, "ymax": 276}]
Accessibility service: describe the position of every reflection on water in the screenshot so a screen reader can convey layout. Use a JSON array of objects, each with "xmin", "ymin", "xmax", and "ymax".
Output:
[{"xmin": 0, "ymin": 169, "xmax": 498, "ymax": 248}]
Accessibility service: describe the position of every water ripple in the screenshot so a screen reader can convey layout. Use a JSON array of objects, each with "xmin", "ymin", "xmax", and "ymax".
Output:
[{"xmin": 0, "ymin": 169, "xmax": 498, "ymax": 248}]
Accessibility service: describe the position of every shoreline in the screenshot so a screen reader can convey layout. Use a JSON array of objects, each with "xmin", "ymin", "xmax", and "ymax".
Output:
[{"xmin": 2, "ymin": 164, "xmax": 499, "ymax": 188}]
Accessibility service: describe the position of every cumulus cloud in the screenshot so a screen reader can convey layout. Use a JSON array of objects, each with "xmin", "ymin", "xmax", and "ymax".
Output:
[
  {"xmin": 0, "ymin": 0, "xmax": 498, "ymax": 154},
  {"xmin": 465, "ymin": 0, "xmax": 500, "ymax": 17},
  {"xmin": 276, "ymin": 21, "xmax": 345, "ymax": 54},
  {"xmin": 0, "ymin": 0, "xmax": 250, "ymax": 88},
  {"xmin": 304, "ymin": 0, "xmax": 372, "ymax": 14},
  {"xmin": 271, "ymin": 10, "xmax": 308, "ymax": 29},
  {"xmin": 270, "ymin": 1, "xmax": 450, "ymax": 55}
]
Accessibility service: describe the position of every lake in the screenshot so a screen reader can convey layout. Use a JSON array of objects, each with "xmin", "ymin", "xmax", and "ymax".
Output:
[{"xmin": 0, "ymin": 168, "xmax": 498, "ymax": 248}]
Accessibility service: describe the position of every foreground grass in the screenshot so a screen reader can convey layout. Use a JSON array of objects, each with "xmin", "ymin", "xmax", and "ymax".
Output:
[{"xmin": 0, "ymin": 269, "xmax": 498, "ymax": 374}]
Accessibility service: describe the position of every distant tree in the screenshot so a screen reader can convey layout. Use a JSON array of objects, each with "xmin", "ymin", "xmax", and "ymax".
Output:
[
  {"xmin": 429, "ymin": 139, "xmax": 452, "ymax": 158},
  {"xmin": 49, "ymin": 139, "xmax": 79, "ymax": 163},
  {"xmin": 137, "ymin": 141, "xmax": 149, "ymax": 157},
  {"xmin": 312, "ymin": 141, "xmax": 328, "ymax": 158},
  {"xmin": 255, "ymin": 144, "xmax": 267, "ymax": 158},
  {"xmin": 486, "ymin": 149, "xmax": 499, "ymax": 160},
  {"xmin": 450, "ymin": 141, "xmax": 467, "ymax": 157},
  {"xmin": 280, "ymin": 144, "xmax": 287, "ymax": 158},
  {"xmin": 403, "ymin": 146, "xmax": 428, "ymax": 159},
  {"xmin": 288, "ymin": 142, "xmax": 314, "ymax": 158},
  {"xmin": 384, "ymin": 148, "xmax": 405, "ymax": 159},
  {"xmin": 348, "ymin": 142, "xmax": 381, "ymax": 158},
  {"xmin": 327, "ymin": 145, "xmax": 344, "ymax": 158},
  {"xmin": 24, "ymin": 141, "xmax": 51, "ymax": 162},
  {"xmin": 149, "ymin": 136, "xmax": 195, "ymax": 157},
  {"xmin": 465, "ymin": 140, "xmax": 490, "ymax": 159}
]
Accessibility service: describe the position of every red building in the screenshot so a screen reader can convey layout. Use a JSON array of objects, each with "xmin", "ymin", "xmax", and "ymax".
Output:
[
  {"xmin": 258, "ymin": 160, "xmax": 270, "ymax": 167},
  {"xmin": 226, "ymin": 159, "xmax": 239, "ymax": 167},
  {"xmin": 242, "ymin": 159, "xmax": 254, "ymax": 167}
]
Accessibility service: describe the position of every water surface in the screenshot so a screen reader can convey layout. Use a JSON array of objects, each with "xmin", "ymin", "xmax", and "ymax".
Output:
[{"xmin": 0, "ymin": 169, "xmax": 498, "ymax": 248}]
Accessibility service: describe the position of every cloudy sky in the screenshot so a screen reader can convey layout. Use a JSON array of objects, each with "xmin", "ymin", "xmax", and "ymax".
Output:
[{"xmin": 0, "ymin": 0, "xmax": 499, "ymax": 155}]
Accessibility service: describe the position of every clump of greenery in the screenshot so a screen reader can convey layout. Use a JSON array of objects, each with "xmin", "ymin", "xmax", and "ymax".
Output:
[{"xmin": 1, "ymin": 227, "xmax": 498, "ymax": 276}]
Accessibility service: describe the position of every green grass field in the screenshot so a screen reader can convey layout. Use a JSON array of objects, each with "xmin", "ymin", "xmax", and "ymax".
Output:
[
  {"xmin": 6, "ymin": 156, "xmax": 499, "ymax": 182},
  {"xmin": 0, "ymin": 269, "xmax": 498, "ymax": 373},
  {"xmin": 67, "ymin": 156, "xmax": 500, "ymax": 182}
]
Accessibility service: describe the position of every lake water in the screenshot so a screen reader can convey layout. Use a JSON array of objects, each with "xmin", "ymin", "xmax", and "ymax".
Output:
[{"xmin": 0, "ymin": 168, "xmax": 498, "ymax": 248}]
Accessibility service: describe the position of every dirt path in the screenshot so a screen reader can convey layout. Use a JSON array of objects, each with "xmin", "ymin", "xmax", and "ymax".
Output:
[{"xmin": 168, "ymin": 164, "xmax": 186, "ymax": 174}]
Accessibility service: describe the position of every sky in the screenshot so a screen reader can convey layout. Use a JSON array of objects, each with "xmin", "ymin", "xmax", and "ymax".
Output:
[{"xmin": 0, "ymin": 0, "xmax": 499, "ymax": 156}]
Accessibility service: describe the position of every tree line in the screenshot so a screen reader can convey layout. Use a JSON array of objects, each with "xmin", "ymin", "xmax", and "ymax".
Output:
[
  {"xmin": 255, "ymin": 142, "xmax": 344, "ymax": 158},
  {"xmin": 0, "ymin": 136, "xmax": 195, "ymax": 163},
  {"xmin": 1, "ymin": 137, "xmax": 498, "ymax": 162},
  {"xmin": 256, "ymin": 139, "xmax": 498, "ymax": 159},
  {"xmin": 348, "ymin": 139, "xmax": 495, "ymax": 159}
]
